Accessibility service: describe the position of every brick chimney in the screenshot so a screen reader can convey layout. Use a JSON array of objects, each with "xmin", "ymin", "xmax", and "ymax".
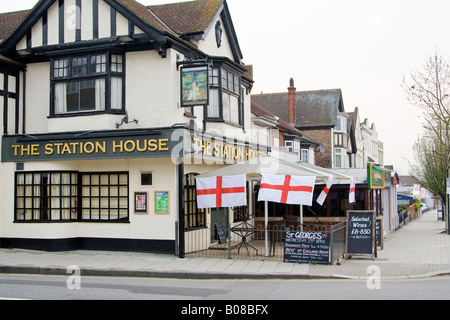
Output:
[{"xmin": 288, "ymin": 78, "xmax": 296, "ymax": 125}]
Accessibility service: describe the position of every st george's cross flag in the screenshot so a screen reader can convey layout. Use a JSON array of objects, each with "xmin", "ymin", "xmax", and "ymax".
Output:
[
  {"xmin": 258, "ymin": 174, "xmax": 316, "ymax": 206},
  {"xmin": 349, "ymin": 177, "xmax": 356, "ymax": 203},
  {"xmin": 196, "ymin": 174, "xmax": 247, "ymax": 209},
  {"xmin": 316, "ymin": 175, "xmax": 334, "ymax": 206}
]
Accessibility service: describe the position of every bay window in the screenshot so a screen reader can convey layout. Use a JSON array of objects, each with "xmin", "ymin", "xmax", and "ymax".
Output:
[
  {"xmin": 51, "ymin": 53, "xmax": 124, "ymax": 116},
  {"xmin": 207, "ymin": 67, "xmax": 244, "ymax": 127}
]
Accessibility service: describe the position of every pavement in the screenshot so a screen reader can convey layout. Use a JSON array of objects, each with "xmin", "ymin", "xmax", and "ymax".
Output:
[{"xmin": 1, "ymin": 209, "xmax": 450, "ymax": 280}]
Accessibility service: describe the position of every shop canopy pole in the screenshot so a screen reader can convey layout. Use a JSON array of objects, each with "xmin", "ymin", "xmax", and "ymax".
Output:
[
  {"xmin": 300, "ymin": 205, "xmax": 303, "ymax": 231},
  {"xmin": 265, "ymin": 200, "xmax": 269, "ymax": 257}
]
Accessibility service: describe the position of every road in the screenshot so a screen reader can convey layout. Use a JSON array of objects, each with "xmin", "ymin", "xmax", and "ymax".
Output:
[{"xmin": 1, "ymin": 274, "xmax": 450, "ymax": 301}]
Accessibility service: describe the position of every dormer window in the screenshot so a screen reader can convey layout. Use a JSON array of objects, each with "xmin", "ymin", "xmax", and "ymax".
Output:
[
  {"xmin": 51, "ymin": 53, "xmax": 124, "ymax": 116},
  {"xmin": 335, "ymin": 114, "xmax": 347, "ymax": 133}
]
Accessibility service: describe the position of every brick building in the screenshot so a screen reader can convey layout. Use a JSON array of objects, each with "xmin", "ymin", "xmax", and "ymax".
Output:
[{"xmin": 252, "ymin": 79, "xmax": 355, "ymax": 169}]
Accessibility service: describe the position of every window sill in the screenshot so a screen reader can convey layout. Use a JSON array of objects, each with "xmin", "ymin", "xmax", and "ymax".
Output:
[
  {"xmin": 14, "ymin": 220, "xmax": 130, "ymax": 224},
  {"xmin": 48, "ymin": 110, "xmax": 125, "ymax": 119},
  {"xmin": 206, "ymin": 119, "xmax": 244, "ymax": 129}
]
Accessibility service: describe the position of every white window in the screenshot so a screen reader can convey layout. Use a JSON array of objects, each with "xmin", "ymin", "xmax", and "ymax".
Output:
[
  {"xmin": 335, "ymin": 116, "xmax": 346, "ymax": 133},
  {"xmin": 52, "ymin": 53, "xmax": 124, "ymax": 115},
  {"xmin": 285, "ymin": 141, "xmax": 294, "ymax": 152},
  {"xmin": 334, "ymin": 148, "xmax": 346, "ymax": 168},
  {"xmin": 301, "ymin": 149, "xmax": 309, "ymax": 163}
]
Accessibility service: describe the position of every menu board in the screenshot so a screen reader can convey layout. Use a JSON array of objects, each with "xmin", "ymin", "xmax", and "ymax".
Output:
[
  {"xmin": 346, "ymin": 210, "xmax": 376, "ymax": 258},
  {"xmin": 215, "ymin": 223, "xmax": 227, "ymax": 244},
  {"xmin": 283, "ymin": 231, "xmax": 330, "ymax": 265},
  {"xmin": 376, "ymin": 218, "xmax": 383, "ymax": 249}
]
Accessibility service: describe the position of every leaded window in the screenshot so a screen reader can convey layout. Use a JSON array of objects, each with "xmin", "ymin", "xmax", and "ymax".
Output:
[
  {"xmin": 51, "ymin": 53, "xmax": 124, "ymax": 116},
  {"xmin": 15, "ymin": 171, "xmax": 129, "ymax": 222},
  {"xmin": 184, "ymin": 173, "xmax": 206, "ymax": 230}
]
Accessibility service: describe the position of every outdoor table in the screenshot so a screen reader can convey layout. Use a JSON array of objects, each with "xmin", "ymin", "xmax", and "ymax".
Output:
[{"xmin": 230, "ymin": 227, "xmax": 258, "ymax": 255}]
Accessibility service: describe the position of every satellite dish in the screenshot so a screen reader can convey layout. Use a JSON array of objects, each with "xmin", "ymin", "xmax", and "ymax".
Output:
[{"xmin": 319, "ymin": 145, "xmax": 326, "ymax": 153}]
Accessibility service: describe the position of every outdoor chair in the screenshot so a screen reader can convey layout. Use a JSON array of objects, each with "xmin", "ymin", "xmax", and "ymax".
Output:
[
  {"xmin": 284, "ymin": 215, "xmax": 299, "ymax": 231},
  {"xmin": 268, "ymin": 220, "xmax": 286, "ymax": 256}
]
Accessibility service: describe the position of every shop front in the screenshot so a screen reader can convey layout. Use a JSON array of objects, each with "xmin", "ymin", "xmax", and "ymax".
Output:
[
  {"xmin": 1, "ymin": 129, "xmax": 181, "ymax": 252},
  {"xmin": 1, "ymin": 127, "xmax": 265, "ymax": 254}
]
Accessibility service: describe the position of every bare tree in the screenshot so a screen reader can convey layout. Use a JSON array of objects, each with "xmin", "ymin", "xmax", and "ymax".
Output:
[
  {"xmin": 410, "ymin": 136, "xmax": 447, "ymax": 201},
  {"xmin": 402, "ymin": 50, "xmax": 450, "ymax": 145},
  {"xmin": 402, "ymin": 49, "xmax": 450, "ymax": 206}
]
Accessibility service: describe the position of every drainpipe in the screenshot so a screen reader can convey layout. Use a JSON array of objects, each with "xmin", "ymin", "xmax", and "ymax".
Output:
[{"xmin": 178, "ymin": 161, "xmax": 185, "ymax": 258}]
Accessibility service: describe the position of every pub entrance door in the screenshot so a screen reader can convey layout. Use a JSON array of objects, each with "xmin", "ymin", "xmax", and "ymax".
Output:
[{"xmin": 211, "ymin": 207, "xmax": 228, "ymax": 242}]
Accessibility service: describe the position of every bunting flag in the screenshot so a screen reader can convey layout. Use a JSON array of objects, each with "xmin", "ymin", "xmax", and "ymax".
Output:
[
  {"xmin": 258, "ymin": 174, "xmax": 316, "ymax": 206},
  {"xmin": 349, "ymin": 177, "xmax": 356, "ymax": 203},
  {"xmin": 316, "ymin": 175, "xmax": 334, "ymax": 206},
  {"xmin": 196, "ymin": 175, "xmax": 247, "ymax": 209}
]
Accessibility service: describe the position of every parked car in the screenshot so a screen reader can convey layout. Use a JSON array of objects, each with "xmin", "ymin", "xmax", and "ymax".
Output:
[{"xmin": 420, "ymin": 203, "xmax": 429, "ymax": 212}]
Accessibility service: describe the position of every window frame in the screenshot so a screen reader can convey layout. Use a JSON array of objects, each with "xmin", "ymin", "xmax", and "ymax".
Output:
[
  {"xmin": 334, "ymin": 148, "xmax": 346, "ymax": 168},
  {"xmin": 206, "ymin": 67, "xmax": 244, "ymax": 127},
  {"xmin": 80, "ymin": 172, "xmax": 129, "ymax": 222},
  {"xmin": 15, "ymin": 171, "xmax": 78, "ymax": 222},
  {"xmin": 49, "ymin": 51, "xmax": 125, "ymax": 117},
  {"xmin": 14, "ymin": 171, "xmax": 130, "ymax": 223},
  {"xmin": 301, "ymin": 149, "xmax": 309, "ymax": 163},
  {"xmin": 184, "ymin": 173, "xmax": 206, "ymax": 231}
]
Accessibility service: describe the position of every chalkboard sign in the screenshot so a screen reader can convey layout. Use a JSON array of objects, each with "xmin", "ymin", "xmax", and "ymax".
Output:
[
  {"xmin": 283, "ymin": 231, "xmax": 330, "ymax": 265},
  {"xmin": 215, "ymin": 223, "xmax": 227, "ymax": 244},
  {"xmin": 346, "ymin": 210, "xmax": 376, "ymax": 258}
]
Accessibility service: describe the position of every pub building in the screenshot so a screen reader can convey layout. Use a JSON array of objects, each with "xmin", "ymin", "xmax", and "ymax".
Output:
[{"xmin": 0, "ymin": 0, "xmax": 263, "ymax": 255}]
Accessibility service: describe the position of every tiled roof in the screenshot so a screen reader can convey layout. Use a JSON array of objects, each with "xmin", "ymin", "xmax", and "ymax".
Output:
[
  {"xmin": 251, "ymin": 89, "xmax": 344, "ymax": 129},
  {"xmin": 0, "ymin": 0, "xmax": 225, "ymax": 43},
  {"xmin": 251, "ymin": 101, "xmax": 319, "ymax": 145},
  {"xmin": 115, "ymin": 0, "xmax": 177, "ymax": 35},
  {"xmin": 148, "ymin": 0, "xmax": 224, "ymax": 37},
  {"xmin": 0, "ymin": 10, "xmax": 31, "ymax": 41}
]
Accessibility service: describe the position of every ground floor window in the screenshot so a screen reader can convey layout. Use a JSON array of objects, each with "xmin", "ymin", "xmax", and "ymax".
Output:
[
  {"xmin": 15, "ymin": 171, "xmax": 129, "ymax": 222},
  {"xmin": 184, "ymin": 173, "xmax": 206, "ymax": 230},
  {"xmin": 80, "ymin": 172, "xmax": 129, "ymax": 221}
]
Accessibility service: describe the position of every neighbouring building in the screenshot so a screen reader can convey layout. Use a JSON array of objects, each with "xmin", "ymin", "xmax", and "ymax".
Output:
[
  {"xmin": 251, "ymin": 100, "xmax": 319, "ymax": 164},
  {"xmin": 252, "ymin": 79, "xmax": 356, "ymax": 169}
]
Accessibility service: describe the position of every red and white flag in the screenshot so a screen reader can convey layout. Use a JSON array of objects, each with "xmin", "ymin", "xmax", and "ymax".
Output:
[
  {"xmin": 349, "ymin": 177, "xmax": 356, "ymax": 203},
  {"xmin": 258, "ymin": 174, "xmax": 316, "ymax": 206},
  {"xmin": 316, "ymin": 175, "xmax": 334, "ymax": 206},
  {"xmin": 196, "ymin": 175, "xmax": 247, "ymax": 209}
]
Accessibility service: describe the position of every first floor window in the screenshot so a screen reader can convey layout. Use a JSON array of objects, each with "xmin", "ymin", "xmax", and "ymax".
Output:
[
  {"xmin": 335, "ymin": 148, "xmax": 345, "ymax": 168},
  {"xmin": 15, "ymin": 171, "xmax": 129, "ymax": 222},
  {"xmin": 301, "ymin": 149, "xmax": 309, "ymax": 163},
  {"xmin": 206, "ymin": 67, "xmax": 244, "ymax": 127},
  {"xmin": 55, "ymin": 79, "xmax": 106, "ymax": 113},
  {"xmin": 52, "ymin": 53, "xmax": 124, "ymax": 115}
]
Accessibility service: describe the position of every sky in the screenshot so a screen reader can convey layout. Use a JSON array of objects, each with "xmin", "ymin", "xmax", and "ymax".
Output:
[{"xmin": 2, "ymin": 0, "xmax": 450, "ymax": 175}]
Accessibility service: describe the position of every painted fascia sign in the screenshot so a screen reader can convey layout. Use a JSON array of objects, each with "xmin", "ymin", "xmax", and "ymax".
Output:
[{"xmin": 367, "ymin": 164, "xmax": 388, "ymax": 189}]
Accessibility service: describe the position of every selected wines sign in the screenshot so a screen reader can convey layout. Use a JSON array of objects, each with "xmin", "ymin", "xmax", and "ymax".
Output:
[{"xmin": 345, "ymin": 210, "xmax": 376, "ymax": 259}]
